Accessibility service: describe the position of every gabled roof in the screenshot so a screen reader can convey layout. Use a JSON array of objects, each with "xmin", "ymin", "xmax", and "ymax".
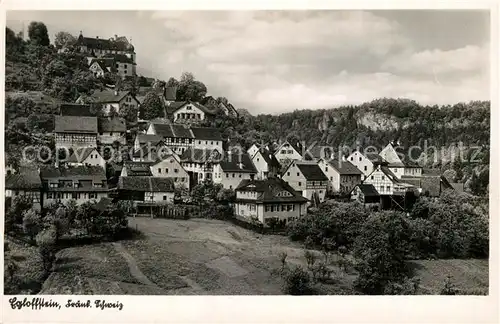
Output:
[
  {"xmin": 379, "ymin": 166, "xmax": 400, "ymax": 183},
  {"xmin": 218, "ymin": 153, "xmax": 257, "ymax": 173},
  {"xmin": 236, "ymin": 178, "xmax": 308, "ymax": 203},
  {"xmin": 60, "ymin": 104, "xmax": 93, "ymax": 117},
  {"xmin": 55, "ymin": 116, "xmax": 98, "ymax": 133},
  {"xmin": 5, "ymin": 169, "xmax": 41, "ymax": 190},
  {"xmin": 88, "ymin": 89, "xmax": 133, "ymax": 103},
  {"xmin": 326, "ymin": 159, "xmax": 363, "ymax": 175},
  {"xmin": 191, "ymin": 127, "xmax": 223, "ymax": 141},
  {"xmin": 118, "ymin": 176, "xmax": 175, "ymax": 192},
  {"xmin": 67, "ymin": 147, "xmax": 99, "ymax": 163},
  {"xmin": 253, "ymin": 147, "xmax": 281, "ymax": 169},
  {"xmin": 354, "ymin": 184, "xmax": 379, "ymax": 197},
  {"xmin": 135, "ymin": 134, "xmax": 163, "ymax": 146},
  {"xmin": 179, "ymin": 147, "xmax": 222, "ymax": 164},
  {"xmin": 40, "ymin": 165, "xmax": 106, "ymax": 180},
  {"xmin": 170, "ymin": 101, "xmax": 217, "ymax": 115},
  {"xmin": 295, "ymin": 162, "xmax": 328, "ymax": 181},
  {"xmin": 122, "ymin": 162, "xmax": 153, "ymax": 176},
  {"xmin": 152, "ymin": 123, "xmax": 194, "ymax": 138},
  {"xmin": 77, "ymin": 34, "xmax": 132, "ymax": 52},
  {"xmin": 98, "ymin": 117, "xmax": 126, "ymax": 133}
]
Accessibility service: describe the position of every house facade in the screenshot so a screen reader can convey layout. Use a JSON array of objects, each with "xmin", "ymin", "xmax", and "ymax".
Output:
[
  {"xmin": 117, "ymin": 176, "xmax": 175, "ymax": 204},
  {"xmin": 5, "ymin": 167, "xmax": 42, "ymax": 209},
  {"xmin": 251, "ymin": 147, "xmax": 281, "ymax": 180},
  {"xmin": 317, "ymin": 158, "xmax": 362, "ymax": 195},
  {"xmin": 212, "ymin": 152, "xmax": 257, "ymax": 189},
  {"xmin": 379, "ymin": 143, "xmax": 423, "ymax": 179},
  {"xmin": 347, "ymin": 150, "xmax": 377, "ymax": 180},
  {"xmin": 363, "ymin": 165, "xmax": 415, "ymax": 196},
  {"xmin": 67, "ymin": 147, "xmax": 106, "ymax": 169},
  {"xmin": 281, "ymin": 161, "xmax": 328, "ymax": 203},
  {"xmin": 80, "ymin": 89, "xmax": 139, "ymax": 116},
  {"xmin": 147, "ymin": 123, "xmax": 195, "ymax": 155},
  {"xmin": 149, "ymin": 155, "xmax": 190, "ymax": 189},
  {"xmin": 234, "ymin": 178, "xmax": 308, "ymax": 226},
  {"xmin": 180, "ymin": 148, "xmax": 221, "ymax": 186},
  {"xmin": 76, "ymin": 32, "xmax": 136, "ymax": 66},
  {"xmin": 55, "ymin": 116, "xmax": 98, "ymax": 150},
  {"xmin": 171, "ymin": 101, "xmax": 216, "ymax": 123},
  {"xmin": 274, "ymin": 141, "xmax": 304, "ymax": 163},
  {"xmin": 40, "ymin": 166, "xmax": 108, "ymax": 207}
]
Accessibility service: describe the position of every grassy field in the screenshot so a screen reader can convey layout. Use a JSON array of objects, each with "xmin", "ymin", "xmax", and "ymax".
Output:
[{"xmin": 33, "ymin": 217, "xmax": 489, "ymax": 295}]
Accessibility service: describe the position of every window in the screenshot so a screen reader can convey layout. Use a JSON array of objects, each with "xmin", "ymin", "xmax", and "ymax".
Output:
[
  {"xmin": 72, "ymin": 193, "xmax": 78, "ymax": 199},
  {"xmin": 174, "ymin": 169, "xmax": 179, "ymax": 173},
  {"xmin": 211, "ymin": 141, "xmax": 213, "ymax": 145},
  {"xmin": 281, "ymin": 150, "xmax": 286, "ymax": 154},
  {"xmin": 359, "ymin": 157, "xmax": 362, "ymax": 161},
  {"xmin": 371, "ymin": 176, "xmax": 374, "ymax": 180},
  {"xmin": 226, "ymin": 173, "xmax": 229, "ymax": 178},
  {"xmin": 394, "ymin": 169, "xmax": 397, "ymax": 173},
  {"xmin": 257, "ymin": 158, "xmax": 260, "ymax": 162},
  {"xmin": 330, "ymin": 177, "xmax": 333, "ymax": 181},
  {"xmin": 239, "ymin": 174, "xmax": 242, "ymax": 178},
  {"xmin": 297, "ymin": 172, "xmax": 299, "ymax": 176},
  {"xmin": 386, "ymin": 185, "xmax": 390, "ymax": 192},
  {"xmin": 163, "ymin": 195, "xmax": 167, "ymax": 200},
  {"xmin": 319, "ymin": 190, "xmax": 323, "ymax": 193},
  {"xmin": 281, "ymin": 205, "xmax": 286, "ymax": 211},
  {"xmin": 382, "ymin": 176, "xmax": 385, "ymax": 180},
  {"xmin": 298, "ymin": 182, "xmax": 301, "ymax": 187},
  {"xmin": 350, "ymin": 157, "xmax": 353, "ymax": 161},
  {"xmin": 47, "ymin": 192, "xmax": 53, "ymax": 199},
  {"xmin": 325, "ymin": 167, "xmax": 328, "ymax": 172},
  {"xmin": 89, "ymin": 193, "xmax": 97, "ymax": 199},
  {"xmin": 229, "ymin": 185, "xmax": 233, "ymax": 189},
  {"xmin": 364, "ymin": 166, "xmax": 367, "ymax": 171},
  {"xmin": 124, "ymin": 64, "xmax": 127, "ymax": 68},
  {"xmin": 158, "ymin": 168, "xmax": 161, "ymax": 174},
  {"xmin": 199, "ymin": 141, "xmax": 201, "ymax": 144},
  {"xmin": 232, "ymin": 173, "xmax": 235, "ymax": 178},
  {"xmin": 287, "ymin": 172, "xmax": 290, "ymax": 176},
  {"xmin": 165, "ymin": 168, "xmax": 169, "ymax": 173}
]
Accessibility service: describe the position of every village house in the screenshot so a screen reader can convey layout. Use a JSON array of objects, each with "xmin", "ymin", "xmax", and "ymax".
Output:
[
  {"xmin": 147, "ymin": 123, "xmax": 195, "ymax": 155},
  {"xmin": 180, "ymin": 148, "xmax": 222, "ymax": 186},
  {"xmin": 101, "ymin": 53, "xmax": 136, "ymax": 78},
  {"xmin": 120, "ymin": 161, "xmax": 153, "ymax": 177},
  {"xmin": 350, "ymin": 183, "xmax": 381, "ymax": 205},
  {"xmin": 251, "ymin": 147, "xmax": 281, "ymax": 180},
  {"xmin": 149, "ymin": 154, "xmax": 190, "ymax": 189},
  {"xmin": 247, "ymin": 143, "xmax": 262, "ymax": 158},
  {"xmin": 212, "ymin": 152, "xmax": 257, "ymax": 190},
  {"xmin": 169, "ymin": 101, "xmax": 217, "ymax": 123},
  {"xmin": 78, "ymin": 89, "xmax": 139, "ymax": 116},
  {"xmin": 88, "ymin": 58, "xmax": 116, "ymax": 78},
  {"xmin": 234, "ymin": 178, "xmax": 308, "ymax": 226},
  {"xmin": 40, "ymin": 165, "xmax": 108, "ymax": 207},
  {"xmin": 117, "ymin": 176, "xmax": 175, "ymax": 204},
  {"xmin": 133, "ymin": 133, "xmax": 163, "ymax": 152},
  {"xmin": 54, "ymin": 116, "xmax": 98, "ymax": 150},
  {"xmin": 132, "ymin": 143, "xmax": 177, "ymax": 163},
  {"xmin": 346, "ymin": 150, "xmax": 386, "ymax": 180},
  {"xmin": 5, "ymin": 167, "xmax": 42, "ymax": 210},
  {"xmin": 274, "ymin": 141, "xmax": 305, "ymax": 163},
  {"xmin": 363, "ymin": 165, "xmax": 416, "ymax": 196},
  {"xmin": 379, "ymin": 142, "xmax": 423, "ymax": 179},
  {"xmin": 191, "ymin": 127, "xmax": 224, "ymax": 151},
  {"xmin": 67, "ymin": 147, "xmax": 106, "ymax": 169},
  {"xmin": 98, "ymin": 117, "xmax": 127, "ymax": 145},
  {"xmin": 281, "ymin": 161, "xmax": 328, "ymax": 203},
  {"xmin": 317, "ymin": 158, "xmax": 362, "ymax": 195}
]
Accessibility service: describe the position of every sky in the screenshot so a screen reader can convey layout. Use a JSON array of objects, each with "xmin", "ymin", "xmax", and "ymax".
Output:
[{"xmin": 6, "ymin": 10, "xmax": 491, "ymax": 115}]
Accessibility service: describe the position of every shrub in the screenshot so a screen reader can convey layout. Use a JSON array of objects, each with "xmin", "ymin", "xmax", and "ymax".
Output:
[
  {"xmin": 383, "ymin": 277, "xmax": 420, "ymax": 295},
  {"xmin": 22, "ymin": 209, "xmax": 42, "ymax": 243},
  {"xmin": 282, "ymin": 265, "xmax": 314, "ymax": 295},
  {"xmin": 304, "ymin": 250, "xmax": 317, "ymax": 271},
  {"xmin": 9, "ymin": 195, "xmax": 34, "ymax": 224},
  {"xmin": 36, "ymin": 226, "xmax": 57, "ymax": 273},
  {"xmin": 440, "ymin": 276, "xmax": 460, "ymax": 295},
  {"xmin": 45, "ymin": 207, "xmax": 70, "ymax": 240}
]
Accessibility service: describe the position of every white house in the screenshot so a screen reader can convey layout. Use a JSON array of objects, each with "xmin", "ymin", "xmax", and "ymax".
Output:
[
  {"xmin": 317, "ymin": 158, "xmax": 362, "ymax": 195},
  {"xmin": 40, "ymin": 165, "xmax": 108, "ymax": 207},
  {"xmin": 146, "ymin": 123, "xmax": 194, "ymax": 155},
  {"xmin": 180, "ymin": 148, "xmax": 222, "ymax": 186},
  {"xmin": 212, "ymin": 152, "xmax": 257, "ymax": 190},
  {"xmin": 191, "ymin": 127, "xmax": 224, "ymax": 151},
  {"xmin": 251, "ymin": 147, "xmax": 281, "ymax": 180},
  {"xmin": 170, "ymin": 101, "xmax": 216, "ymax": 123},
  {"xmin": 281, "ymin": 161, "xmax": 328, "ymax": 203},
  {"xmin": 247, "ymin": 143, "xmax": 262, "ymax": 158},
  {"xmin": 67, "ymin": 147, "xmax": 106, "ymax": 169},
  {"xmin": 346, "ymin": 150, "xmax": 384, "ymax": 180},
  {"xmin": 274, "ymin": 141, "xmax": 304, "ymax": 163},
  {"xmin": 363, "ymin": 165, "xmax": 415, "ymax": 196},
  {"xmin": 54, "ymin": 116, "xmax": 98, "ymax": 150},
  {"xmin": 234, "ymin": 178, "xmax": 308, "ymax": 226},
  {"xmin": 149, "ymin": 154, "xmax": 190, "ymax": 189},
  {"xmin": 133, "ymin": 133, "xmax": 163, "ymax": 152},
  {"xmin": 379, "ymin": 143, "xmax": 423, "ymax": 179},
  {"xmin": 78, "ymin": 89, "xmax": 139, "ymax": 116}
]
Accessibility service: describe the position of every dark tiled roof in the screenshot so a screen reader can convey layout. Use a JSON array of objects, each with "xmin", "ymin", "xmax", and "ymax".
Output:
[
  {"xmin": 364, "ymin": 152, "xmax": 386, "ymax": 164},
  {"xmin": 236, "ymin": 178, "xmax": 308, "ymax": 203},
  {"xmin": 165, "ymin": 101, "xmax": 188, "ymax": 115},
  {"xmin": 295, "ymin": 163, "xmax": 328, "ymax": 181},
  {"xmin": 40, "ymin": 165, "xmax": 106, "ymax": 180},
  {"xmin": 88, "ymin": 89, "xmax": 131, "ymax": 103},
  {"xmin": 153, "ymin": 123, "xmax": 194, "ymax": 138},
  {"xmin": 327, "ymin": 159, "xmax": 363, "ymax": 175},
  {"xmin": 77, "ymin": 35, "xmax": 131, "ymax": 52},
  {"xmin": 191, "ymin": 127, "xmax": 223, "ymax": 141},
  {"xmin": 90, "ymin": 58, "xmax": 116, "ymax": 73},
  {"xmin": 254, "ymin": 147, "xmax": 281, "ymax": 169},
  {"xmin": 122, "ymin": 162, "xmax": 153, "ymax": 176},
  {"xmin": 135, "ymin": 134, "xmax": 163, "ymax": 145},
  {"xmin": 67, "ymin": 148, "xmax": 98, "ymax": 163},
  {"xmin": 219, "ymin": 153, "xmax": 257, "ymax": 173},
  {"xmin": 103, "ymin": 53, "xmax": 135, "ymax": 64},
  {"xmin": 5, "ymin": 169, "xmax": 41, "ymax": 190},
  {"xmin": 165, "ymin": 87, "xmax": 177, "ymax": 101},
  {"xmin": 118, "ymin": 176, "xmax": 175, "ymax": 192},
  {"xmin": 60, "ymin": 104, "xmax": 93, "ymax": 117},
  {"xmin": 357, "ymin": 184, "xmax": 379, "ymax": 197},
  {"xmin": 180, "ymin": 148, "xmax": 222, "ymax": 163},
  {"xmin": 380, "ymin": 166, "xmax": 400, "ymax": 183},
  {"xmin": 170, "ymin": 101, "xmax": 217, "ymax": 116},
  {"xmin": 98, "ymin": 117, "xmax": 126, "ymax": 132},
  {"xmin": 55, "ymin": 116, "xmax": 98, "ymax": 133}
]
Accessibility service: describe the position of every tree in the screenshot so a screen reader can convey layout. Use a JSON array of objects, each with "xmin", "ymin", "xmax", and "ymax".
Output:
[
  {"xmin": 353, "ymin": 211, "xmax": 411, "ymax": 294},
  {"xmin": 140, "ymin": 92, "xmax": 164, "ymax": 120},
  {"xmin": 36, "ymin": 226, "xmax": 57, "ymax": 272},
  {"xmin": 282, "ymin": 265, "xmax": 314, "ymax": 295},
  {"xmin": 22, "ymin": 209, "xmax": 42, "ymax": 243},
  {"xmin": 176, "ymin": 72, "xmax": 207, "ymax": 102},
  {"xmin": 440, "ymin": 276, "xmax": 459, "ymax": 295},
  {"xmin": 54, "ymin": 31, "xmax": 76, "ymax": 49},
  {"xmin": 28, "ymin": 21, "xmax": 50, "ymax": 46}
]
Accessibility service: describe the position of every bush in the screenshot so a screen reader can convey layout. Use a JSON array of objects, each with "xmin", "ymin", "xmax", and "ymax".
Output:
[
  {"xmin": 383, "ymin": 277, "xmax": 420, "ymax": 295},
  {"xmin": 22, "ymin": 209, "xmax": 42, "ymax": 243},
  {"xmin": 45, "ymin": 207, "xmax": 70, "ymax": 240},
  {"xmin": 282, "ymin": 265, "xmax": 314, "ymax": 295},
  {"xmin": 440, "ymin": 276, "xmax": 460, "ymax": 295},
  {"xmin": 36, "ymin": 226, "xmax": 57, "ymax": 273}
]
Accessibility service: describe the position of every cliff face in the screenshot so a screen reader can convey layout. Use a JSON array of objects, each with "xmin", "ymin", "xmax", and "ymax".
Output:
[{"xmin": 356, "ymin": 111, "xmax": 406, "ymax": 131}]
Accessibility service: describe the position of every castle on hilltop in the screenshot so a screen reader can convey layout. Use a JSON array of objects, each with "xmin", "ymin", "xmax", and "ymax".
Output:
[{"xmin": 76, "ymin": 31, "xmax": 136, "ymax": 79}]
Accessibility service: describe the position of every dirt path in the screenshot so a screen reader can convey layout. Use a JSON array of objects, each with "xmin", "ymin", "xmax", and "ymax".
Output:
[{"xmin": 111, "ymin": 242, "xmax": 160, "ymax": 288}]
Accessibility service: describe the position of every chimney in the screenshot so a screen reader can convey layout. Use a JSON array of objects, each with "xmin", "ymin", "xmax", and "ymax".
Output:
[
  {"xmin": 114, "ymin": 90, "xmax": 118, "ymax": 96},
  {"xmin": 115, "ymin": 34, "xmax": 118, "ymax": 40}
]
